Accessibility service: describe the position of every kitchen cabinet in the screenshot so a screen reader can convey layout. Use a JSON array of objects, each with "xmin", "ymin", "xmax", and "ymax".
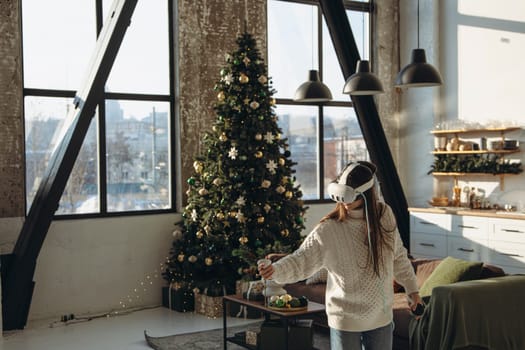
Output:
[
  {"xmin": 409, "ymin": 209, "xmax": 525, "ymax": 274},
  {"xmin": 489, "ymin": 218, "xmax": 525, "ymax": 274}
]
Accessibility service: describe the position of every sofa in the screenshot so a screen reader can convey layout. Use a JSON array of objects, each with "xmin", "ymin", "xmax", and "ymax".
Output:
[{"xmin": 283, "ymin": 257, "xmax": 507, "ymax": 349}]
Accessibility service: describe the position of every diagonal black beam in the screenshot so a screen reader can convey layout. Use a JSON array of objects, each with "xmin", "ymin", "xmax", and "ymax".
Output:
[
  {"xmin": 319, "ymin": 0, "xmax": 410, "ymax": 247},
  {"xmin": 2, "ymin": 0, "xmax": 138, "ymax": 330}
]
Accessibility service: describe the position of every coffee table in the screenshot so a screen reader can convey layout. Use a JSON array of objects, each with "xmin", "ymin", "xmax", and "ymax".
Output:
[{"xmin": 222, "ymin": 294, "xmax": 326, "ymax": 350}]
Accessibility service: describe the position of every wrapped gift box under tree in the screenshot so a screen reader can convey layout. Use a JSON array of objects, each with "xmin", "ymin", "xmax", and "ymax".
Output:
[{"xmin": 161, "ymin": 283, "xmax": 194, "ymax": 312}]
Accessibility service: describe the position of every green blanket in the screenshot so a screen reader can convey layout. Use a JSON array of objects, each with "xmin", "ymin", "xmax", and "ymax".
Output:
[{"xmin": 409, "ymin": 275, "xmax": 525, "ymax": 350}]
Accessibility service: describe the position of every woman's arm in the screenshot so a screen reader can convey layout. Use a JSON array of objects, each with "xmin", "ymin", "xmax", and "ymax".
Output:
[{"xmin": 267, "ymin": 230, "xmax": 325, "ymax": 285}]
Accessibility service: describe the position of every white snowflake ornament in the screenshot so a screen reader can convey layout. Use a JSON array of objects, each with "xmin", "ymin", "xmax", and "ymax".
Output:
[
  {"xmin": 264, "ymin": 132, "xmax": 274, "ymax": 144},
  {"xmin": 236, "ymin": 210, "xmax": 246, "ymax": 223},
  {"xmin": 266, "ymin": 160, "xmax": 278, "ymax": 174},
  {"xmin": 236, "ymin": 196, "xmax": 246, "ymax": 207},
  {"xmin": 228, "ymin": 146, "xmax": 238, "ymax": 160}
]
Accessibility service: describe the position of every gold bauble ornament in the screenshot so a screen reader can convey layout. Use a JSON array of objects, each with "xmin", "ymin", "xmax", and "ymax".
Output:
[
  {"xmin": 213, "ymin": 177, "xmax": 223, "ymax": 186},
  {"xmin": 193, "ymin": 161, "xmax": 203, "ymax": 173},
  {"xmin": 270, "ymin": 98, "xmax": 276, "ymax": 105},
  {"xmin": 281, "ymin": 229, "xmax": 289, "ymax": 237},
  {"xmin": 188, "ymin": 255, "xmax": 197, "ymax": 263},
  {"xmin": 257, "ymin": 216, "xmax": 265, "ymax": 224},
  {"xmin": 278, "ymin": 158, "xmax": 285, "ymax": 166},
  {"xmin": 285, "ymin": 191, "xmax": 293, "ymax": 199},
  {"xmin": 205, "ymin": 257, "xmax": 213, "ymax": 266},
  {"xmin": 217, "ymin": 91, "xmax": 225, "ymax": 101},
  {"xmin": 261, "ymin": 180, "xmax": 271, "ymax": 188},
  {"xmin": 177, "ymin": 254, "xmax": 185, "ymax": 262},
  {"xmin": 239, "ymin": 236, "xmax": 249, "ymax": 244},
  {"xmin": 255, "ymin": 133, "xmax": 262, "ymax": 141},
  {"xmin": 198, "ymin": 188, "xmax": 208, "ymax": 196},
  {"xmin": 212, "ymin": 125, "xmax": 218, "ymax": 132},
  {"xmin": 196, "ymin": 230, "xmax": 204, "ymax": 239},
  {"xmin": 239, "ymin": 73, "xmax": 249, "ymax": 83},
  {"xmin": 216, "ymin": 212, "xmax": 225, "ymax": 220},
  {"xmin": 255, "ymin": 151, "xmax": 263, "ymax": 158},
  {"xmin": 276, "ymin": 185, "xmax": 285, "ymax": 194},
  {"xmin": 219, "ymin": 133, "xmax": 228, "ymax": 142},
  {"xmin": 230, "ymin": 211, "xmax": 237, "ymax": 218}
]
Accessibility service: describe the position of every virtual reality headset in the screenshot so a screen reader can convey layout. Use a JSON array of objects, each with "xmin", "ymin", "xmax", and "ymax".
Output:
[{"xmin": 327, "ymin": 163, "xmax": 375, "ymax": 203}]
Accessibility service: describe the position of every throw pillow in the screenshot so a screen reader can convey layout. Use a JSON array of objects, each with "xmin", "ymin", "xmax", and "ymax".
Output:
[
  {"xmin": 305, "ymin": 268, "xmax": 328, "ymax": 285},
  {"xmin": 419, "ymin": 256, "xmax": 484, "ymax": 298}
]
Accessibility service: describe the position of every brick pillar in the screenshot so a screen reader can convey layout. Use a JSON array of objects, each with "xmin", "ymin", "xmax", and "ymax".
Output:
[{"xmin": 0, "ymin": 0, "xmax": 25, "ymax": 219}]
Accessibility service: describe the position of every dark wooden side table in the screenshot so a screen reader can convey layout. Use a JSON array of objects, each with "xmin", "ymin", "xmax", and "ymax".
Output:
[{"xmin": 222, "ymin": 294, "xmax": 326, "ymax": 350}]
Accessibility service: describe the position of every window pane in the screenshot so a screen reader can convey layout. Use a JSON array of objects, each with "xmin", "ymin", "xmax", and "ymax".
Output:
[
  {"xmin": 268, "ymin": 1, "xmax": 317, "ymax": 99},
  {"xmin": 105, "ymin": 0, "xmax": 169, "ymax": 94},
  {"xmin": 22, "ymin": 0, "xmax": 96, "ymax": 90},
  {"xmin": 276, "ymin": 105, "xmax": 319, "ymax": 200},
  {"xmin": 106, "ymin": 100, "xmax": 171, "ymax": 212},
  {"xmin": 323, "ymin": 106, "xmax": 369, "ymax": 199},
  {"xmin": 323, "ymin": 10, "xmax": 369, "ymax": 102},
  {"xmin": 25, "ymin": 96, "xmax": 99, "ymax": 214},
  {"xmin": 58, "ymin": 122, "xmax": 99, "ymax": 214}
]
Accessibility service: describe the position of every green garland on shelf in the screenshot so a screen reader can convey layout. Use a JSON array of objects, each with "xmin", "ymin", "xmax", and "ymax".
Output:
[{"xmin": 428, "ymin": 154, "xmax": 523, "ymax": 175}]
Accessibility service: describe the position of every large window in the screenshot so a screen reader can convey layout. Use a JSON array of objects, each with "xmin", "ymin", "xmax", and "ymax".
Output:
[
  {"xmin": 22, "ymin": 0, "xmax": 175, "ymax": 216},
  {"xmin": 268, "ymin": 0, "xmax": 372, "ymax": 201}
]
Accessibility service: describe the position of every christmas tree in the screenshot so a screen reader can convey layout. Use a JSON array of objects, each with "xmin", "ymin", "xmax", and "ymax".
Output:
[{"xmin": 163, "ymin": 32, "xmax": 307, "ymax": 296}]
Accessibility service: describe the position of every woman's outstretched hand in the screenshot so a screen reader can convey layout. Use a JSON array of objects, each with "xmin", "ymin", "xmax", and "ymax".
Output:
[{"xmin": 257, "ymin": 259, "xmax": 275, "ymax": 280}]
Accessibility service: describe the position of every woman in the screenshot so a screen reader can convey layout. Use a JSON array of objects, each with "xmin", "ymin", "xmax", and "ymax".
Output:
[{"xmin": 258, "ymin": 161, "xmax": 422, "ymax": 350}]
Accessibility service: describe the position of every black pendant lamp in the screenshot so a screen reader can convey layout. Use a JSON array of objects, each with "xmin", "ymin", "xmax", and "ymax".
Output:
[
  {"xmin": 294, "ymin": 69, "xmax": 333, "ymax": 102},
  {"xmin": 343, "ymin": 60, "xmax": 384, "ymax": 95},
  {"xmin": 395, "ymin": 0, "xmax": 443, "ymax": 88}
]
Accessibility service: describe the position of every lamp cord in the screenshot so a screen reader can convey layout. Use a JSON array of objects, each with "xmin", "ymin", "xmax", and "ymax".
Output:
[
  {"xmin": 311, "ymin": 5, "xmax": 315, "ymax": 69},
  {"xmin": 362, "ymin": 13, "xmax": 365, "ymax": 60},
  {"xmin": 417, "ymin": 0, "xmax": 420, "ymax": 48}
]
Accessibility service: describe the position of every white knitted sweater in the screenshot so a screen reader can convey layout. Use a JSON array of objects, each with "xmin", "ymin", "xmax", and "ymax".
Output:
[{"xmin": 272, "ymin": 203, "xmax": 418, "ymax": 332}]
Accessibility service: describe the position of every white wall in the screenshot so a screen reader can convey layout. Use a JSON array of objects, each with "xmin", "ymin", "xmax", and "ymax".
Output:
[
  {"xmin": 400, "ymin": 0, "xmax": 525, "ymax": 207},
  {"xmin": 1, "ymin": 213, "xmax": 179, "ymax": 324}
]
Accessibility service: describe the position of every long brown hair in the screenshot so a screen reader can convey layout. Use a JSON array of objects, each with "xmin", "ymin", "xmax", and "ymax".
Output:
[{"xmin": 321, "ymin": 164, "xmax": 394, "ymax": 276}]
